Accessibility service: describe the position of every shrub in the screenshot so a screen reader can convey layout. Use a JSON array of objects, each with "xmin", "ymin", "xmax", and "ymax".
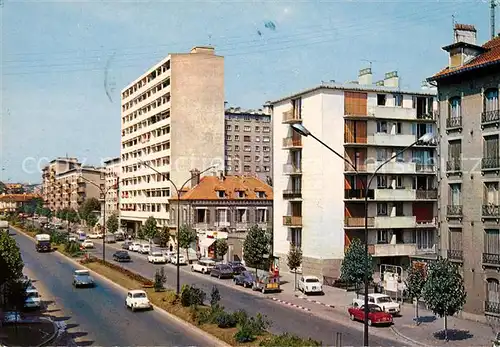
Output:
[
  {"xmin": 163, "ymin": 291, "xmax": 179, "ymax": 305},
  {"xmin": 180, "ymin": 285, "xmax": 206, "ymax": 307},
  {"xmin": 259, "ymin": 333, "xmax": 322, "ymax": 347},
  {"xmin": 154, "ymin": 268, "xmax": 167, "ymax": 292},
  {"xmin": 216, "ymin": 311, "xmax": 237, "ymax": 329},
  {"xmin": 234, "ymin": 324, "xmax": 256, "ymax": 343},
  {"xmin": 210, "ymin": 286, "xmax": 221, "ymax": 307},
  {"xmin": 198, "ymin": 304, "xmax": 225, "ymax": 325},
  {"xmin": 232, "ymin": 309, "xmax": 249, "ymax": 325},
  {"xmin": 249, "ymin": 313, "xmax": 271, "ymax": 335},
  {"xmin": 65, "ymin": 241, "xmax": 81, "ymax": 257}
]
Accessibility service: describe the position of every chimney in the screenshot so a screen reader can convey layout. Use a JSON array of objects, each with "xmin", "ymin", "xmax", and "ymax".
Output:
[
  {"xmin": 454, "ymin": 24, "xmax": 477, "ymax": 45},
  {"xmin": 190, "ymin": 169, "xmax": 200, "ymax": 187},
  {"xmin": 262, "ymin": 101, "xmax": 272, "ymax": 115},
  {"xmin": 444, "ymin": 24, "xmax": 484, "ymax": 69},
  {"xmin": 190, "ymin": 46, "xmax": 215, "ymax": 55},
  {"xmin": 383, "ymin": 71, "xmax": 399, "ymax": 88},
  {"xmin": 358, "ymin": 67, "xmax": 373, "ymax": 85},
  {"xmin": 375, "ymin": 80, "xmax": 384, "ymax": 86}
]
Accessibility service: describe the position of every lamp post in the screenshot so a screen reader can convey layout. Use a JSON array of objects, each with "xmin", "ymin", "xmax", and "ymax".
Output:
[
  {"xmin": 137, "ymin": 159, "xmax": 216, "ymax": 295},
  {"xmin": 291, "ymin": 123, "xmax": 434, "ymax": 347}
]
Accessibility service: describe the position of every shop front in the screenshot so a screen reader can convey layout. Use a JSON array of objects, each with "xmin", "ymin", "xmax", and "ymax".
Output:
[{"xmin": 197, "ymin": 230, "xmax": 228, "ymax": 259}]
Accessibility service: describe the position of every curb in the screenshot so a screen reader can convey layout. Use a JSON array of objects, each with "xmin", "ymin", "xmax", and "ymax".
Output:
[
  {"xmin": 294, "ymin": 293, "xmax": 335, "ymax": 308},
  {"xmin": 12, "ymin": 226, "xmax": 231, "ymax": 347},
  {"xmin": 36, "ymin": 317, "xmax": 58, "ymax": 347},
  {"xmin": 269, "ymin": 297, "xmax": 311, "ymax": 312},
  {"xmin": 390, "ymin": 325, "xmax": 431, "ymax": 347}
]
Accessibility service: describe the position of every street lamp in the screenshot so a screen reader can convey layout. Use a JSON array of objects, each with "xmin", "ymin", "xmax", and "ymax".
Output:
[
  {"xmin": 137, "ymin": 159, "xmax": 217, "ymax": 295},
  {"xmin": 291, "ymin": 123, "xmax": 434, "ymax": 347}
]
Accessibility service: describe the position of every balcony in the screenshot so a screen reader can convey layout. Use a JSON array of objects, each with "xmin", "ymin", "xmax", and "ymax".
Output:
[
  {"xmin": 447, "ymin": 249, "xmax": 463, "ymax": 261},
  {"xmin": 344, "ymin": 217, "xmax": 375, "ymax": 228},
  {"xmin": 369, "ymin": 106, "xmax": 416, "ymax": 120},
  {"xmin": 416, "ymin": 164, "xmax": 435, "ymax": 173},
  {"xmin": 446, "ymin": 116, "xmax": 462, "ymax": 129},
  {"xmin": 415, "ymin": 244, "xmax": 437, "ymax": 256},
  {"xmin": 344, "ymin": 189, "xmax": 374, "ymax": 199},
  {"xmin": 416, "ymin": 190, "xmax": 438, "ymax": 200},
  {"xmin": 483, "ymin": 253, "xmax": 500, "ymax": 265},
  {"xmin": 374, "ymin": 216, "xmax": 416, "ymax": 229},
  {"xmin": 367, "ymin": 133, "xmax": 416, "ymax": 147},
  {"xmin": 483, "ymin": 204, "xmax": 500, "ymax": 217},
  {"xmin": 283, "ymin": 164, "xmax": 302, "ymax": 175},
  {"xmin": 283, "ymin": 190, "xmax": 302, "ymax": 199},
  {"xmin": 416, "ymin": 112, "xmax": 436, "ymax": 121},
  {"xmin": 447, "ymin": 205, "xmax": 463, "ymax": 216},
  {"xmin": 283, "ymin": 216, "xmax": 302, "ymax": 226},
  {"xmin": 282, "ymin": 137, "xmax": 302, "ymax": 149},
  {"xmin": 375, "ymin": 188, "xmax": 416, "ymax": 201},
  {"xmin": 485, "ymin": 301, "xmax": 500, "ymax": 315},
  {"xmin": 282, "ymin": 110, "xmax": 301, "ymax": 124},
  {"xmin": 482, "ymin": 157, "xmax": 500, "ymax": 170},
  {"xmin": 367, "ymin": 162, "xmax": 416, "ymax": 174},
  {"xmin": 368, "ymin": 243, "xmax": 417, "ymax": 257},
  {"xmin": 481, "ymin": 110, "xmax": 500, "ymax": 124},
  {"xmin": 446, "ymin": 159, "xmax": 461, "ymax": 172},
  {"xmin": 345, "ymin": 162, "xmax": 366, "ymax": 172}
]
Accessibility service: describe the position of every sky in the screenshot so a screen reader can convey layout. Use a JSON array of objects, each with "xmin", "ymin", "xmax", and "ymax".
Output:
[{"xmin": 0, "ymin": 0, "xmax": 492, "ymax": 183}]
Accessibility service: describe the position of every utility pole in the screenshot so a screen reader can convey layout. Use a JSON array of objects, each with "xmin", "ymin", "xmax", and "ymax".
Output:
[{"xmin": 492, "ymin": 0, "xmax": 497, "ymax": 39}]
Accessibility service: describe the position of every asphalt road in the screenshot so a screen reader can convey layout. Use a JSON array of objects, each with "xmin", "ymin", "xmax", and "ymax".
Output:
[
  {"xmin": 92, "ymin": 241, "xmax": 406, "ymax": 347},
  {"xmin": 13, "ymin": 229, "xmax": 210, "ymax": 347}
]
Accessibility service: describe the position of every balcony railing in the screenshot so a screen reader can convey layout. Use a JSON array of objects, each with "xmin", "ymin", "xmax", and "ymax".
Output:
[
  {"xmin": 416, "ymin": 112, "xmax": 436, "ymax": 120},
  {"xmin": 485, "ymin": 301, "xmax": 500, "ymax": 315},
  {"xmin": 482, "ymin": 157, "xmax": 500, "ymax": 170},
  {"xmin": 446, "ymin": 159, "xmax": 461, "ymax": 172},
  {"xmin": 282, "ymin": 110, "xmax": 301, "ymax": 123},
  {"xmin": 416, "ymin": 190, "xmax": 438, "ymax": 199},
  {"xmin": 482, "ymin": 110, "xmax": 500, "ymax": 124},
  {"xmin": 416, "ymin": 164, "xmax": 435, "ymax": 173},
  {"xmin": 283, "ymin": 164, "xmax": 302, "ymax": 175},
  {"xmin": 447, "ymin": 205, "xmax": 463, "ymax": 216},
  {"xmin": 446, "ymin": 116, "xmax": 462, "ymax": 128},
  {"xmin": 447, "ymin": 249, "xmax": 463, "ymax": 260},
  {"xmin": 283, "ymin": 190, "xmax": 302, "ymax": 199},
  {"xmin": 344, "ymin": 163, "xmax": 366, "ymax": 172},
  {"xmin": 283, "ymin": 215, "xmax": 302, "ymax": 226},
  {"xmin": 344, "ymin": 189, "xmax": 374, "ymax": 199},
  {"xmin": 483, "ymin": 204, "xmax": 500, "ymax": 217},
  {"xmin": 483, "ymin": 253, "xmax": 500, "ymax": 265},
  {"xmin": 282, "ymin": 137, "xmax": 302, "ymax": 148},
  {"xmin": 344, "ymin": 217, "xmax": 375, "ymax": 227}
]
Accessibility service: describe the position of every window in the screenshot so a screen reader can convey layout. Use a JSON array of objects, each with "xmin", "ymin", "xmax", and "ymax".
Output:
[
  {"xmin": 255, "ymin": 136, "xmax": 260, "ymax": 142},
  {"xmin": 484, "ymin": 182, "xmax": 499, "ymax": 205},
  {"xmin": 376, "ymin": 148, "xmax": 388, "ymax": 161},
  {"xmin": 377, "ymin": 176, "xmax": 387, "ymax": 188},
  {"xmin": 448, "ymin": 140, "xmax": 462, "ymax": 160},
  {"xmin": 235, "ymin": 145, "xmax": 240, "ymax": 151},
  {"xmin": 225, "ymin": 145, "xmax": 232, "ymax": 151},
  {"xmin": 291, "ymin": 228, "xmax": 302, "ymax": 248},
  {"xmin": 396, "ymin": 122, "xmax": 402, "ymax": 134},
  {"xmin": 396, "ymin": 150, "xmax": 404, "ymax": 162},
  {"xmin": 235, "ymin": 135, "xmax": 240, "ymax": 141},
  {"xmin": 244, "ymin": 136, "xmax": 251, "ymax": 142},
  {"xmin": 377, "ymin": 94, "xmax": 387, "ymax": 106},
  {"xmin": 263, "ymin": 136, "xmax": 270, "ymax": 143},
  {"xmin": 235, "ymin": 125, "xmax": 240, "ymax": 131},
  {"xmin": 217, "ymin": 190, "xmax": 225, "ymax": 198},
  {"xmin": 449, "ymin": 183, "xmax": 461, "ymax": 205},
  {"xmin": 244, "ymin": 165, "xmax": 251, "ymax": 172},
  {"xmin": 244, "ymin": 126, "xmax": 251, "ymax": 132},
  {"xmin": 395, "ymin": 176, "xmax": 403, "ymax": 188},
  {"xmin": 255, "ymin": 146, "xmax": 260, "ymax": 151},
  {"xmin": 226, "ymin": 135, "xmax": 231, "ymax": 141},
  {"xmin": 377, "ymin": 230, "xmax": 391, "ymax": 243},
  {"xmin": 484, "ymin": 135, "xmax": 499, "ymax": 159},
  {"xmin": 376, "ymin": 121, "xmax": 388, "ymax": 133},
  {"xmin": 244, "ymin": 146, "xmax": 251, "ymax": 152},
  {"xmin": 487, "ymin": 278, "xmax": 500, "ymax": 304},
  {"xmin": 255, "ymin": 126, "xmax": 260, "ymax": 132},
  {"xmin": 485, "ymin": 88, "xmax": 499, "ymax": 112},
  {"xmin": 394, "ymin": 94, "xmax": 403, "ymax": 107},
  {"xmin": 244, "ymin": 155, "xmax": 251, "ymax": 162},
  {"xmin": 449, "ymin": 97, "xmax": 461, "ymax": 119},
  {"xmin": 377, "ymin": 203, "xmax": 387, "ymax": 216},
  {"xmin": 225, "ymin": 125, "xmax": 231, "ymax": 130},
  {"xmin": 263, "ymin": 126, "xmax": 270, "ymax": 133},
  {"xmin": 216, "ymin": 209, "xmax": 228, "ymax": 222},
  {"xmin": 255, "ymin": 155, "xmax": 261, "ymax": 162},
  {"xmin": 263, "ymin": 146, "xmax": 270, "ymax": 152},
  {"xmin": 416, "ymin": 229, "xmax": 435, "ymax": 250},
  {"xmin": 236, "ymin": 209, "xmax": 247, "ymax": 222}
]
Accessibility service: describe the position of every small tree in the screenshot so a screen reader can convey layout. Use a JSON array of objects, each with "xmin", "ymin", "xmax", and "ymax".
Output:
[
  {"xmin": 243, "ymin": 225, "xmax": 271, "ymax": 274},
  {"xmin": 340, "ymin": 238, "xmax": 373, "ymax": 297},
  {"xmin": 87, "ymin": 214, "xmax": 98, "ymax": 228},
  {"xmin": 106, "ymin": 213, "xmax": 119, "ymax": 235},
  {"xmin": 154, "ymin": 267, "xmax": 167, "ymax": 292},
  {"xmin": 405, "ymin": 262, "xmax": 427, "ymax": 325},
  {"xmin": 215, "ymin": 239, "xmax": 229, "ymax": 260},
  {"xmin": 178, "ymin": 225, "xmax": 197, "ymax": 261},
  {"xmin": 158, "ymin": 227, "xmax": 171, "ymax": 248},
  {"xmin": 422, "ymin": 258, "xmax": 466, "ymax": 341},
  {"xmin": 287, "ymin": 244, "xmax": 302, "ymax": 291},
  {"xmin": 210, "ymin": 285, "xmax": 221, "ymax": 307},
  {"xmin": 79, "ymin": 198, "xmax": 100, "ymax": 225},
  {"xmin": 0, "ymin": 232, "xmax": 24, "ymax": 288},
  {"xmin": 143, "ymin": 216, "xmax": 158, "ymax": 241}
]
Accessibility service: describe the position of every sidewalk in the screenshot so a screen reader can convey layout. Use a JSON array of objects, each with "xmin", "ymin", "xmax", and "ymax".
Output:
[{"xmin": 278, "ymin": 272, "xmax": 496, "ymax": 347}]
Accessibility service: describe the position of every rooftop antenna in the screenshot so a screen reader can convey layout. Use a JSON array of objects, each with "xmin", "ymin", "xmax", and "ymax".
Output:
[
  {"xmin": 492, "ymin": 0, "xmax": 497, "ymax": 39},
  {"xmin": 452, "ymin": 14, "xmax": 457, "ymax": 41},
  {"xmin": 361, "ymin": 59, "xmax": 374, "ymax": 70},
  {"xmin": 208, "ymin": 33, "xmax": 212, "ymax": 46}
]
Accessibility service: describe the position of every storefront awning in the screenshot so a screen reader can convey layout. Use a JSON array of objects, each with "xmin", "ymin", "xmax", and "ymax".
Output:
[{"xmin": 200, "ymin": 238, "xmax": 216, "ymax": 248}]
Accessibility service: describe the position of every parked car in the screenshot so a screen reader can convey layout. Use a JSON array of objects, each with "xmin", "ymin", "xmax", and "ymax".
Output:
[
  {"xmin": 348, "ymin": 304, "xmax": 393, "ymax": 326},
  {"xmin": 233, "ymin": 270, "xmax": 255, "ymax": 288},
  {"xmin": 68, "ymin": 234, "xmax": 77, "ymax": 242},
  {"xmin": 73, "ymin": 269, "xmax": 95, "ymax": 288},
  {"xmin": 353, "ymin": 293, "xmax": 401, "ymax": 315},
  {"xmin": 229, "ymin": 264, "xmax": 246, "ymax": 275},
  {"xmin": 125, "ymin": 290, "xmax": 152, "ymax": 312},
  {"xmin": 252, "ymin": 273, "xmax": 281, "ymax": 294},
  {"xmin": 2, "ymin": 311, "xmax": 25, "ymax": 324},
  {"xmin": 191, "ymin": 258, "xmax": 216, "ymax": 274},
  {"xmin": 210, "ymin": 264, "xmax": 233, "ymax": 279},
  {"xmin": 82, "ymin": 240, "xmax": 94, "ymax": 249},
  {"xmin": 170, "ymin": 254, "xmax": 186, "ymax": 265},
  {"xmin": 114, "ymin": 232, "xmax": 125, "ymax": 241},
  {"xmin": 298, "ymin": 276, "xmax": 324, "ymax": 295},
  {"xmin": 24, "ymin": 288, "xmax": 41, "ymax": 309},
  {"xmin": 148, "ymin": 251, "xmax": 167, "ymax": 264},
  {"xmin": 88, "ymin": 232, "xmax": 102, "ymax": 239},
  {"xmin": 163, "ymin": 250, "xmax": 175, "ymax": 262},
  {"xmin": 113, "ymin": 251, "xmax": 131, "ymax": 262},
  {"xmin": 122, "ymin": 241, "xmax": 133, "ymax": 250},
  {"xmin": 104, "ymin": 234, "xmax": 116, "ymax": 243},
  {"xmin": 139, "ymin": 244, "xmax": 151, "ymax": 254},
  {"xmin": 130, "ymin": 242, "xmax": 141, "ymax": 252}
]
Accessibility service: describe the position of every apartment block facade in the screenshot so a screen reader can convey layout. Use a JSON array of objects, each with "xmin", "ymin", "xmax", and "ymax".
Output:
[
  {"xmin": 271, "ymin": 70, "xmax": 437, "ymax": 280},
  {"xmin": 120, "ymin": 46, "xmax": 225, "ymax": 233},
  {"xmin": 428, "ymin": 24, "xmax": 500, "ymax": 321},
  {"xmin": 224, "ymin": 107, "xmax": 273, "ymax": 182},
  {"xmin": 103, "ymin": 157, "xmax": 120, "ymax": 218},
  {"xmin": 42, "ymin": 158, "xmax": 105, "ymax": 211}
]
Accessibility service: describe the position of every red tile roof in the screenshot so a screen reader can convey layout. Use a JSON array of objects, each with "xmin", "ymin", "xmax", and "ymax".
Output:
[
  {"xmin": 0, "ymin": 194, "xmax": 41, "ymax": 202},
  {"xmin": 172, "ymin": 175, "xmax": 273, "ymax": 201},
  {"xmin": 430, "ymin": 36, "xmax": 500, "ymax": 80}
]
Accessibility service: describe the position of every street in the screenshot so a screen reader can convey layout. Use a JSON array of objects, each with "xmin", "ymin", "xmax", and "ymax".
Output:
[
  {"xmin": 91, "ymin": 240, "xmax": 407, "ymax": 347},
  {"xmin": 13, "ymin": 229, "xmax": 211, "ymax": 347}
]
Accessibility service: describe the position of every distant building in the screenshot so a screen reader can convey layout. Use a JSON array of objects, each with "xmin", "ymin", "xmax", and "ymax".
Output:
[
  {"xmin": 4, "ymin": 183, "xmax": 24, "ymax": 194},
  {"xmin": 103, "ymin": 157, "xmax": 121, "ymax": 219},
  {"xmin": 0, "ymin": 193, "xmax": 42, "ymax": 213},
  {"xmin": 170, "ymin": 171, "xmax": 273, "ymax": 261},
  {"xmin": 224, "ymin": 107, "xmax": 272, "ymax": 182}
]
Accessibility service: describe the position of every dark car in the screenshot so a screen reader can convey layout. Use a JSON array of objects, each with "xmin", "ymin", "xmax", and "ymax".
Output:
[
  {"xmin": 230, "ymin": 264, "xmax": 246, "ymax": 275},
  {"xmin": 122, "ymin": 241, "xmax": 133, "ymax": 250},
  {"xmin": 210, "ymin": 264, "xmax": 233, "ymax": 279},
  {"xmin": 73, "ymin": 270, "xmax": 95, "ymax": 288},
  {"xmin": 113, "ymin": 251, "xmax": 131, "ymax": 262},
  {"xmin": 233, "ymin": 270, "xmax": 255, "ymax": 288}
]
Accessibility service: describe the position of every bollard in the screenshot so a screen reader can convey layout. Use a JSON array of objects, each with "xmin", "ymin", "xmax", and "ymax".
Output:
[{"xmin": 335, "ymin": 332, "xmax": 342, "ymax": 347}]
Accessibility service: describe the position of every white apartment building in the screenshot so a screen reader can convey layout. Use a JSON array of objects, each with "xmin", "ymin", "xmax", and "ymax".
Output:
[
  {"xmin": 120, "ymin": 46, "xmax": 225, "ymax": 233},
  {"xmin": 103, "ymin": 157, "xmax": 120, "ymax": 218},
  {"xmin": 271, "ymin": 69, "xmax": 438, "ymax": 280}
]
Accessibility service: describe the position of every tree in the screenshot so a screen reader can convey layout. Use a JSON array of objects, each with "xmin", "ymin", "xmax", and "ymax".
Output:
[
  {"xmin": 340, "ymin": 238, "xmax": 373, "ymax": 297},
  {"xmin": 87, "ymin": 214, "xmax": 98, "ymax": 228},
  {"xmin": 243, "ymin": 225, "xmax": 271, "ymax": 273},
  {"xmin": 0, "ymin": 232, "xmax": 24, "ymax": 288},
  {"xmin": 287, "ymin": 244, "xmax": 303, "ymax": 291},
  {"xmin": 38, "ymin": 207, "xmax": 52, "ymax": 218},
  {"xmin": 142, "ymin": 216, "xmax": 158, "ymax": 241},
  {"xmin": 422, "ymin": 258, "xmax": 466, "ymax": 341},
  {"xmin": 214, "ymin": 239, "xmax": 229, "ymax": 260},
  {"xmin": 178, "ymin": 224, "xmax": 197, "ymax": 261},
  {"xmin": 66, "ymin": 209, "xmax": 79, "ymax": 223},
  {"xmin": 154, "ymin": 267, "xmax": 167, "ymax": 292},
  {"xmin": 405, "ymin": 262, "xmax": 427, "ymax": 325},
  {"xmin": 157, "ymin": 227, "xmax": 170, "ymax": 248},
  {"xmin": 78, "ymin": 198, "xmax": 101, "ymax": 225},
  {"xmin": 106, "ymin": 213, "xmax": 119, "ymax": 235}
]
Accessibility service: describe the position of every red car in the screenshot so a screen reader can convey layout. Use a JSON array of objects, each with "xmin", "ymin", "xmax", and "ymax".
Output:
[{"xmin": 348, "ymin": 304, "xmax": 393, "ymax": 326}]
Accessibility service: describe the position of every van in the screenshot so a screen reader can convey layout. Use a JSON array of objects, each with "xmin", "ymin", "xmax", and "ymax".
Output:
[{"xmin": 104, "ymin": 234, "xmax": 116, "ymax": 243}]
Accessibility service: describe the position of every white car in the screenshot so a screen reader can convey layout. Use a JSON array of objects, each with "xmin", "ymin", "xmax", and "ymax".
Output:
[
  {"xmin": 125, "ymin": 290, "xmax": 152, "ymax": 311},
  {"xmin": 170, "ymin": 254, "xmax": 186, "ymax": 265},
  {"xmin": 68, "ymin": 235, "xmax": 77, "ymax": 242},
  {"xmin": 24, "ymin": 288, "xmax": 41, "ymax": 309},
  {"xmin": 82, "ymin": 240, "xmax": 94, "ymax": 249},
  {"xmin": 88, "ymin": 232, "xmax": 102, "ymax": 239},
  {"xmin": 191, "ymin": 258, "xmax": 215, "ymax": 274},
  {"xmin": 352, "ymin": 293, "xmax": 401, "ymax": 315},
  {"xmin": 130, "ymin": 242, "xmax": 141, "ymax": 252},
  {"xmin": 139, "ymin": 244, "xmax": 151, "ymax": 254},
  {"xmin": 298, "ymin": 276, "xmax": 324, "ymax": 295},
  {"xmin": 148, "ymin": 251, "xmax": 167, "ymax": 264},
  {"xmin": 163, "ymin": 251, "xmax": 175, "ymax": 262}
]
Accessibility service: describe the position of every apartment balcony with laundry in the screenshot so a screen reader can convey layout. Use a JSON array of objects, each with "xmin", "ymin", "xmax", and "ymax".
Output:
[
  {"xmin": 283, "ymin": 201, "xmax": 302, "ymax": 227},
  {"xmin": 282, "ymin": 99, "xmax": 302, "ymax": 124},
  {"xmin": 282, "ymin": 136, "xmax": 302, "ymax": 150},
  {"xmin": 344, "ymin": 148, "xmax": 367, "ymax": 173}
]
